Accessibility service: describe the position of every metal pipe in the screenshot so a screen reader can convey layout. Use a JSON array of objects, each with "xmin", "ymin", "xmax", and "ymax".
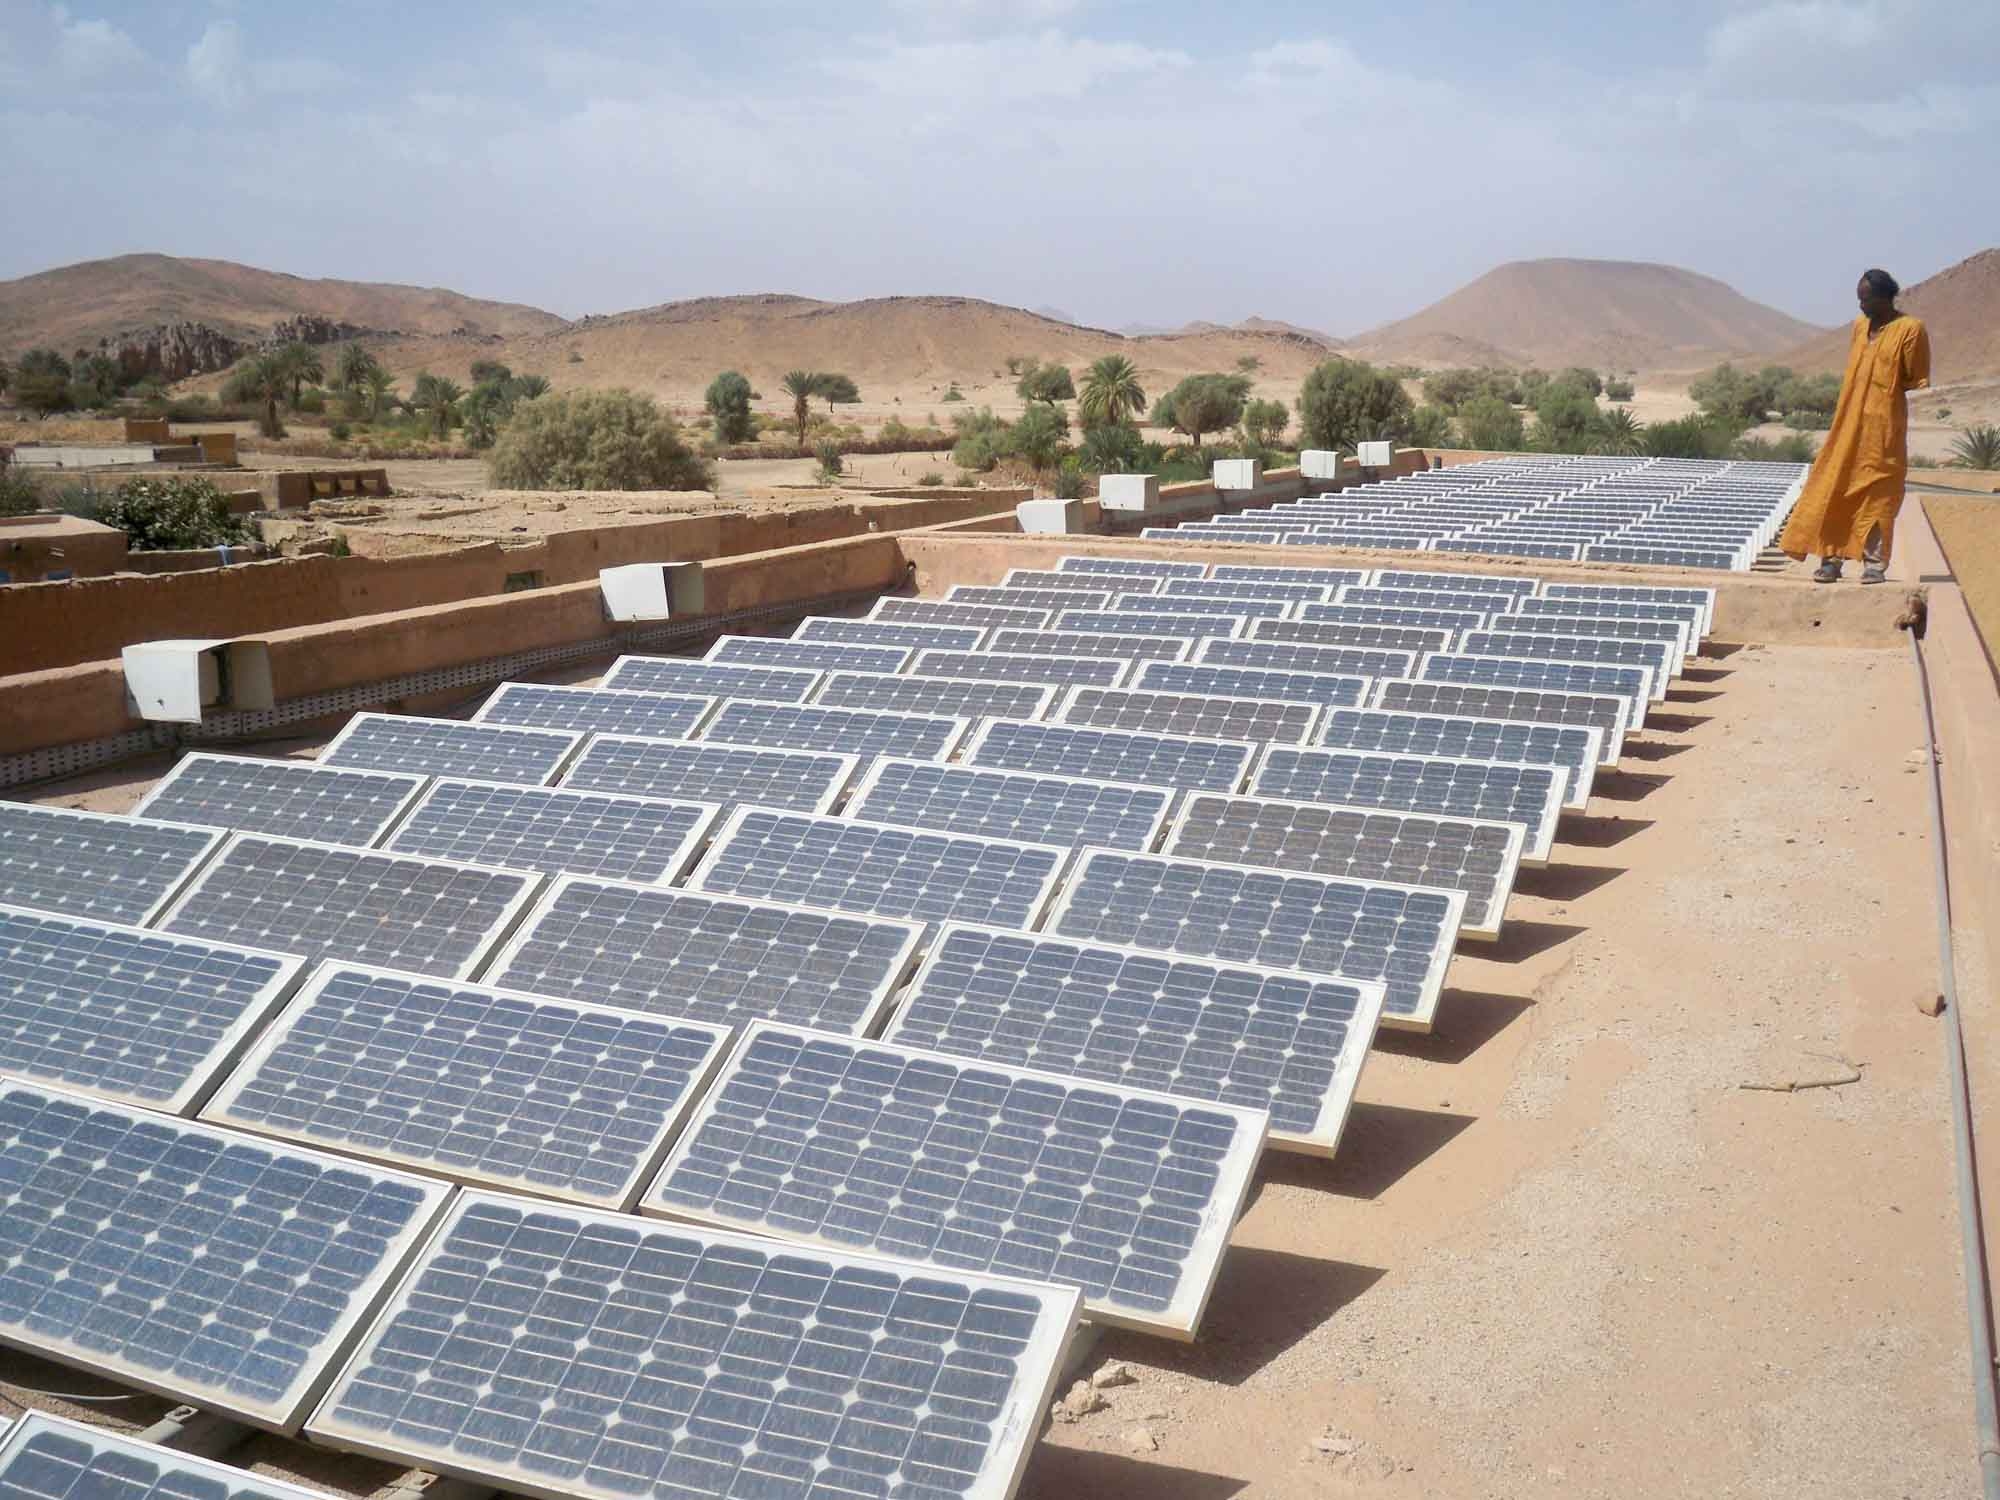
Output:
[{"xmin": 1905, "ymin": 624, "xmax": 2000, "ymax": 1499}]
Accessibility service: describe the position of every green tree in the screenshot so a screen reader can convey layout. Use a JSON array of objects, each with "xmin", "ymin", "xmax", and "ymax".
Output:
[
  {"xmin": 1531, "ymin": 389, "xmax": 1606, "ymax": 452},
  {"xmin": 818, "ymin": 373, "xmax": 860, "ymax": 404},
  {"xmin": 1236, "ymin": 355, "xmax": 1262, "ymax": 375},
  {"xmin": 783, "ymin": 370, "xmax": 825, "ymax": 442},
  {"xmin": 1154, "ymin": 373, "xmax": 1250, "ymax": 451},
  {"xmin": 1076, "ymin": 421, "xmax": 1145, "ymax": 474},
  {"xmin": 0, "ymin": 355, "xmax": 11, "ymax": 395},
  {"xmin": 335, "ymin": 345, "xmax": 381, "ymax": 391},
  {"xmin": 1016, "ymin": 362, "xmax": 1076, "ymax": 405},
  {"xmin": 487, "ymin": 389, "xmax": 713, "ymax": 490},
  {"xmin": 1689, "ymin": 362, "xmax": 1788, "ymax": 427},
  {"xmin": 69, "ymin": 353, "xmax": 124, "ymax": 409},
  {"xmin": 1240, "ymin": 397, "xmax": 1289, "ymax": 449},
  {"xmin": 15, "ymin": 349, "xmax": 74, "ymax": 418},
  {"xmin": 459, "ymin": 385, "xmax": 506, "ymax": 450},
  {"xmin": 221, "ymin": 352, "xmax": 288, "ymax": 437},
  {"xmin": 1077, "ymin": 355, "xmax": 1146, "ymax": 429},
  {"xmin": 1458, "ymin": 394, "xmax": 1525, "ymax": 451},
  {"xmin": 1011, "ymin": 403, "xmax": 1071, "ymax": 469},
  {"xmin": 1295, "ymin": 360, "xmax": 1413, "ymax": 451},
  {"xmin": 704, "ymin": 371, "xmax": 756, "ymax": 444},
  {"xmin": 410, "ymin": 373, "xmax": 465, "ymax": 439},
  {"xmin": 511, "ymin": 374, "xmax": 551, "ymax": 401},
  {"xmin": 1604, "ymin": 377, "xmax": 1635, "ymax": 402},
  {"xmin": 1558, "ymin": 366, "xmax": 1603, "ymax": 398},
  {"xmin": 1643, "ymin": 414, "xmax": 1736, "ymax": 459},
  {"xmin": 949, "ymin": 407, "xmax": 1010, "ymax": 472},
  {"xmin": 470, "ymin": 359, "xmax": 513, "ymax": 387},
  {"xmin": 1950, "ymin": 424, "xmax": 2000, "ymax": 470},
  {"xmin": 360, "ymin": 366, "xmax": 398, "ymax": 420},
  {"xmin": 273, "ymin": 342, "xmax": 325, "ymax": 406},
  {"xmin": 95, "ymin": 476, "xmax": 252, "ymax": 550},
  {"xmin": 1600, "ymin": 406, "xmax": 1645, "ymax": 455},
  {"xmin": 1407, "ymin": 405, "xmax": 1457, "ymax": 448}
]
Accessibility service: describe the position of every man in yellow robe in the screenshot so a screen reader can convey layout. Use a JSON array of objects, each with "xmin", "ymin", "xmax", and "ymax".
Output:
[{"xmin": 1778, "ymin": 269, "xmax": 1931, "ymax": 584}]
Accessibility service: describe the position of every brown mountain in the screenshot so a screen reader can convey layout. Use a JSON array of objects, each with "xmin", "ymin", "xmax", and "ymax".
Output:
[
  {"xmin": 1347, "ymin": 258, "xmax": 1828, "ymax": 374},
  {"xmin": 1777, "ymin": 248, "xmax": 2000, "ymax": 382}
]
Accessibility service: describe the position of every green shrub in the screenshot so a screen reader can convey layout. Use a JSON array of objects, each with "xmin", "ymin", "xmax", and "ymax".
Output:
[
  {"xmin": 813, "ymin": 439, "xmax": 845, "ymax": 483},
  {"xmin": 486, "ymin": 389, "xmax": 714, "ymax": 490},
  {"xmin": 1240, "ymin": 398, "xmax": 1289, "ymax": 449},
  {"xmin": 1457, "ymin": 394, "xmax": 1524, "ymax": 451},
  {"xmin": 941, "ymin": 385, "xmax": 965, "ymax": 403},
  {"xmin": 1154, "ymin": 374, "xmax": 1250, "ymax": 450},
  {"xmin": 1733, "ymin": 432, "xmax": 1816, "ymax": 462},
  {"xmin": 1076, "ymin": 421, "xmax": 1146, "ymax": 475},
  {"xmin": 295, "ymin": 388, "xmax": 327, "ymax": 413},
  {"xmin": 329, "ymin": 421, "xmax": 352, "ymax": 440},
  {"xmin": 15, "ymin": 349, "xmax": 74, "ymax": 417},
  {"xmin": 705, "ymin": 371, "xmax": 755, "ymax": 443},
  {"xmin": 1011, "ymin": 404, "xmax": 1070, "ymax": 469},
  {"xmin": 1296, "ymin": 360, "xmax": 1412, "ymax": 451},
  {"xmin": 1052, "ymin": 459, "xmax": 1086, "ymax": 499},
  {"xmin": 0, "ymin": 466, "xmax": 46, "ymax": 517},
  {"xmin": 1558, "ymin": 366, "xmax": 1603, "ymax": 398},
  {"xmin": 1643, "ymin": 414, "xmax": 1739, "ymax": 460},
  {"xmin": 1782, "ymin": 409, "xmax": 1831, "ymax": 431},
  {"xmin": 96, "ymin": 476, "xmax": 253, "ymax": 550},
  {"xmin": 1406, "ymin": 405, "xmax": 1458, "ymax": 448},
  {"xmin": 1951, "ymin": 424, "xmax": 2000, "ymax": 470},
  {"xmin": 917, "ymin": 471, "xmax": 945, "ymax": 486},
  {"xmin": 1015, "ymin": 362, "xmax": 1075, "ymax": 405},
  {"xmin": 1604, "ymin": 378, "xmax": 1635, "ymax": 402}
]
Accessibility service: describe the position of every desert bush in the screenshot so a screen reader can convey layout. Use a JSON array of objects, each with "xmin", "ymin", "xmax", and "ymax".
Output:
[
  {"xmin": 1733, "ymin": 432, "xmax": 1816, "ymax": 462},
  {"xmin": 1456, "ymin": 395, "xmax": 1526, "ymax": 451},
  {"xmin": 0, "ymin": 465, "xmax": 45, "ymax": 517},
  {"xmin": 329, "ymin": 421, "xmax": 351, "ymax": 440},
  {"xmin": 15, "ymin": 349, "xmax": 75, "ymax": 418},
  {"xmin": 1296, "ymin": 360, "xmax": 1412, "ymax": 451},
  {"xmin": 704, "ymin": 371, "xmax": 755, "ymax": 444},
  {"xmin": 1015, "ymin": 362, "xmax": 1075, "ymax": 405},
  {"xmin": 222, "ymin": 354, "xmax": 288, "ymax": 438},
  {"xmin": 813, "ymin": 440, "xmax": 845, "ymax": 483},
  {"xmin": 1011, "ymin": 404, "xmax": 1070, "ymax": 469},
  {"xmin": 1782, "ymin": 409, "xmax": 1831, "ymax": 431},
  {"xmin": 941, "ymin": 385, "xmax": 965, "ymax": 402},
  {"xmin": 1530, "ymin": 390, "xmax": 1605, "ymax": 451},
  {"xmin": 1558, "ymin": 367, "xmax": 1604, "ymax": 398},
  {"xmin": 295, "ymin": 388, "xmax": 327, "ymax": 414},
  {"xmin": 95, "ymin": 476, "xmax": 252, "ymax": 550},
  {"xmin": 1240, "ymin": 398, "xmax": 1289, "ymax": 449},
  {"xmin": 1075, "ymin": 421, "xmax": 1145, "ymax": 475},
  {"xmin": 1004, "ymin": 355, "xmax": 1028, "ymax": 376},
  {"xmin": 487, "ymin": 389, "xmax": 713, "ymax": 491},
  {"xmin": 1052, "ymin": 459, "xmax": 1086, "ymax": 499},
  {"xmin": 917, "ymin": 471, "xmax": 944, "ymax": 486},
  {"xmin": 1154, "ymin": 374, "xmax": 1250, "ymax": 450},
  {"xmin": 1406, "ymin": 405, "xmax": 1458, "ymax": 448},
  {"xmin": 1604, "ymin": 377, "xmax": 1635, "ymax": 402},
  {"xmin": 1951, "ymin": 424, "xmax": 2000, "ymax": 470},
  {"xmin": 1643, "ymin": 414, "xmax": 1739, "ymax": 460}
]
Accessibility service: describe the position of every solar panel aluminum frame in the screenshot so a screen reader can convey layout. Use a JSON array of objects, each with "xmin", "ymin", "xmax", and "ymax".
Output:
[
  {"xmin": 1042, "ymin": 848, "xmax": 1465, "ymax": 1033},
  {"xmin": 0, "ymin": 901, "xmax": 310, "ymax": 1114},
  {"xmin": 559, "ymin": 734, "xmax": 863, "ymax": 817},
  {"xmin": 705, "ymin": 635, "xmax": 917, "ymax": 676},
  {"xmin": 884, "ymin": 924, "xmax": 1387, "ymax": 1157},
  {"xmin": 807, "ymin": 671, "xmax": 1061, "ymax": 724},
  {"xmin": 639, "ymin": 1020, "xmax": 1266, "ymax": 1340},
  {"xmin": 687, "ymin": 806, "xmax": 1072, "ymax": 939},
  {"xmin": 470, "ymin": 683, "xmax": 723, "ymax": 741},
  {"xmin": 155, "ymin": 833, "xmax": 546, "ymax": 983},
  {"xmin": 0, "ymin": 1081, "xmax": 455, "ymax": 1434},
  {"xmin": 600, "ymin": 654, "xmax": 824, "ymax": 704},
  {"xmin": 202, "ymin": 961, "xmax": 733, "ymax": 1211},
  {"xmin": 844, "ymin": 757, "xmax": 1179, "ymax": 856},
  {"xmin": 1249, "ymin": 744, "xmax": 1565, "ymax": 865},
  {"xmin": 1316, "ymin": 706, "xmax": 1604, "ymax": 809},
  {"xmin": 960, "ymin": 717, "xmax": 1258, "ymax": 796},
  {"xmin": 0, "ymin": 804, "xmax": 226, "ymax": 929},
  {"xmin": 130, "ymin": 753, "xmax": 430, "ymax": 848},
  {"xmin": 305, "ymin": 1190, "xmax": 1082, "ymax": 1500},
  {"xmin": 1160, "ymin": 791, "xmax": 1525, "ymax": 943},
  {"xmin": 478, "ymin": 876, "xmax": 925, "ymax": 1039},
  {"xmin": 319, "ymin": 713, "xmax": 586, "ymax": 788},
  {"xmin": 378, "ymin": 778, "xmax": 724, "ymax": 886},
  {"xmin": 1051, "ymin": 684, "xmax": 1323, "ymax": 747},
  {"xmin": 0, "ymin": 1414, "xmax": 336, "ymax": 1500}
]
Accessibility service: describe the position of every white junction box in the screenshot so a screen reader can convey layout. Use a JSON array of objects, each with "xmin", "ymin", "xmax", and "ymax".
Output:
[
  {"xmin": 1355, "ymin": 441, "xmax": 1394, "ymax": 468},
  {"xmin": 122, "ymin": 638, "xmax": 275, "ymax": 724},
  {"xmin": 600, "ymin": 562, "xmax": 705, "ymax": 621},
  {"xmin": 1301, "ymin": 450, "xmax": 1342, "ymax": 480},
  {"xmin": 1097, "ymin": 474, "xmax": 1161, "ymax": 513},
  {"xmin": 1212, "ymin": 459, "xmax": 1263, "ymax": 492},
  {"xmin": 1016, "ymin": 498, "xmax": 1085, "ymax": 534}
]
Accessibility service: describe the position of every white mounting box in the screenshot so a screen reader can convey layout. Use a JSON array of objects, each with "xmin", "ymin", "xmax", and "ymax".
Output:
[
  {"xmin": 1212, "ymin": 459, "xmax": 1263, "ymax": 492},
  {"xmin": 1301, "ymin": 450, "xmax": 1342, "ymax": 480},
  {"xmin": 122, "ymin": 638, "xmax": 275, "ymax": 724},
  {"xmin": 1355, "ymin": 441, "xmax": 1394, "ymax": 468},
  {"xmin": 600, "ymin": 562, "xmax": 706, "ymax": 622},
  {"xmin": 1096, "ymin": 474, "xmax": 1161, "ymax": 513},
  {"xmin": 1016, "ymin": 499, "xmax": 1085, "ymax": 534}
]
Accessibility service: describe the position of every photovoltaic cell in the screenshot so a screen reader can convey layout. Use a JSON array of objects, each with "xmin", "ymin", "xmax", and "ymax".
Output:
[
  {"xmin": 1003, "ymin": 568, "xmax": 1162, "ymax": 594},
  {"xmin": 690, "ymin": 809, "xmax": 1066, "ymax": 934},
  {"xmin": 1110, "ymin": 593, "xmax": 1289, "ymax": 621},
  {"xmin": 0, "ymin": 1413, "xmax": 333, "ymax": 1500},
  {"xmin": 846, "ymin": 758, "xmax": 1175, "ymax": 854},
  {"xmin": 812, "ymin": 672, "xmax": 1057, "ymax": 724},
  {"xmin": 559, "ymin": 735, "xmax": 859, "ymax": 815},
  {"xmin": 947, "ymin": 586, "xmax": 1114, "ymax": 613},
  {"xmin": 1540, "ymin": 582, "xmax": 1717, "ymax": 634},
  {"xmin": 797, "ymin": 616, "xmax": 987, "ymax": 652},
  {"xmin": 985, "ymin": 630, "xmax": 1194, "ymax": 663},
  {"xmin": 383, "ymin": 779, "xmax": 719, "ymax": 885},
  {"xmin": 1055, "ymin": 555, "xmax": 1206, "ymax": 580},
  {"xmin": 871, "ymin": 596, "xmax": 1053, "ymax": 631},
  {"xmin": 600, "ymin": 655, "xmax": 822, "ymax": 704},
  {"xmin": 484, "ymin": 879, "xmax": 922, "ymax": 1037},
  {"xmin": 1371, "ymin": 677, "xmax": 1629, "ymax": 763},
  {"xmin": 1510, "ymin": 594, "xmax": 1707, "ymax": 641},
  {"xmin": 1251, "ymin": 744, "xmax": 1565, "ymax": 863},
  {"xmin": 308, "ymin": 1192, "xmax": 1078, "ymax": 1500},
  {"xmin": 1198, "ymin": 637, "xmax": 1417, "ymax": 681},
  {"xmin": 707, "ymin": 636, "xmax": 915, "ymax": 677},
  {"xmin": 645, "ymin": 1023, "xmax": 1264, "ymax": 1337},
  {"xmin": 320, "ymin": 714, "xmax": 581, "ymax": 787},
  {"xmin": 203, "ymin": 964, "xmax": 730, "ymax": 1210},
  {"xmin": 1052, "ymin": 609, "xmax": 1246, "ymax": 640},
  {"xmin": 1164, "ymin": 792, "xmax": 1524, "ymax": 939},
  {"xmin": 1462, "ymin": 631, "xmax": 1673, "ymax": 699},
  {"xmin": 158, "ymin": 834, "xmax": 541, "ymax": 981},
  {"xmin": 1334, "ymin": 586, "xmax": 1512, "ymax": 618},
  {"xmin": 1043, "ymin": 848, "xmax": 1463, "ymax": 1030},
  {"xmin": 131, "ymin": 754, "xmax": 426, "ymax": 847},
  {"xmin": 1250, "ymin": 618, "xmax": 1454, "ymax": 655},
  {"xmin": 1296, "ymin": 602, "xmax": 1489, "ymax": 636},
  {"xmin": 1162, "ymin": 578, "xmax": 1333, "ymax": 604},
  {"xmin": 473, "ymin": 683, "xmax": 718, "ymax": 742},
  {"xmin": 1210, "ymin": 564, "xmax": 1368, "ymax": 588},
  {"xmin": 705, "ymin": 700, "xmax": 969, "ymax": 762},
  {"xmin": 0, "ymin": 1082, "xmax": 451, "ymax": 1431},
  {"xmin": 1417, "ymin": 654, "xmax": 1651, "ymax": 729},
  {"xmin": 1372, "ymin": 569, "xmax": 1540, "ymax": 596},
  {"xmin": 0, "ymin": 903, "xmax": 305, "ymax": 1112},
  {"xmin": 1485, "ymin": 612, "xmax": 1691, "ymax": 668},
  {"xmin": 883, "ymin": 924, "xmax": 1385, "ymax": 1154},
  {"xmin": 910, "ymin": 650, "xmax": 1130, "ymax": 689},
  {"xmin": 0, "ymin": 802, "xmax": 222, "ymax": 927},
  {"xmin": 1316, "ymin": 706, "xmax": 1602, "ymax": 809},
  {"xmin": 1055, "ymin": 686, "xmax": 1320, "ymax": 746},
  {"xmin": 964, "ymin": 718, "xmax": 1253, "ymax": 794},
  {"xmin": 1133, "ymin": 661, "xmax": 1370, "ymax": 710}
]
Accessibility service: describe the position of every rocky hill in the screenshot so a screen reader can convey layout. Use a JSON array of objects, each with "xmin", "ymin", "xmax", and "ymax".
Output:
[{"xmin": 1776, "ymin": 248, "xmax": 2000, "ymax": 382}]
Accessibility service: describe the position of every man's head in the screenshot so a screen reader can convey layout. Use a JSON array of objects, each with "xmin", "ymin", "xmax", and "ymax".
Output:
[{"xmin": 1858, "ymin": 268, "xmax": 1900, "ymax": 318}]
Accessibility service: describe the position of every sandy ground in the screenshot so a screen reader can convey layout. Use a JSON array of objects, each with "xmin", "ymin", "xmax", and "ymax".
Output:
[{"xmin": 5, "ymin": 621, "xmax": 1977, "ymax": 1498}]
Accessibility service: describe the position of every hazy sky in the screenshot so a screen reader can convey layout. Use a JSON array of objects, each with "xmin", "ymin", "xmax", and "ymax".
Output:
[{"xmin": 2, "ymin": 0, "xmax": 1990, "ymax": 333}]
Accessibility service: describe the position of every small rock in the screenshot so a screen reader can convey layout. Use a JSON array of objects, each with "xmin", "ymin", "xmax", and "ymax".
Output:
[
  {"xmin": 1090, "ymin": 1360, "xmax": 1138, "ymax": 1390},
  {"xmin": 1120, "ymin": 1425, "xmax": 1158, "ymax": 1454},
  {"xmin": 1915, "ymin": 992, "xmax": 1946, "ymax": 1018},
  {"xmin": 1049, "ymin": 1380, "xmax": 1106, "ymax": 1424},
  {"xmin": 1312, "ymin": 1434, "xmax": 1358, "ymax": 1457}
]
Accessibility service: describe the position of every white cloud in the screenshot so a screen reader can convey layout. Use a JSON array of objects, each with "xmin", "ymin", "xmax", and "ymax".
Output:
[
  {"xmin": 55, "ymin": 10, "xmax": 141, "ymax": 79},
  {"xmin": 184, "ymin": 19, "xmax": 244, "ymax": 107},
  {"xmin": 823, "ymin": 29, "xmax": 1189, "ymax": 103},
  {"xmin": 1707, "ymin": 1, "xmax": 1886, "ymax": 68}
]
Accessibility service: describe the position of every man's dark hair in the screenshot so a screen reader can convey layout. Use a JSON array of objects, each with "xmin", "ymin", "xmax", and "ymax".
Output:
[{"xmin": 1861, "ymin": 268, "xmax": 1900, "ymax": 299}]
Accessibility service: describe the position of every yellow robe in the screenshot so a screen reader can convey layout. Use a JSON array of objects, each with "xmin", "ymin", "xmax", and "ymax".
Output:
[{"xmin": 1779, "ymin": 314, "xmax": 1930, "ymax": 563}]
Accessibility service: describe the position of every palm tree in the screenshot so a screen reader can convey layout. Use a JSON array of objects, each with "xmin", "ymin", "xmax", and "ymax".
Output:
[
  {"xmin": 360, "ymin": 366, "xmax": 397, "ymax": 420},
  {"xmin": 782, "ymin": 370, "xmax": 825, "ymax": 444},
  {"xmin": 1078, "ymin": 355, "xmax": 1146, "ymax": 430},
  {"xmin": 410, "ymin": 373, "xmax": 465, "ymax": 439},
  {"xmin": 1950, "ymin": 423, "xmax": 2000, "ymax": 471},
  {"xmin": 335, "ymin": 344, "xmax": 380, "ymax": 392},
  {"xmin": 1601, "ymin": 406, "xmax": 1645, "ymax": 455},
  {"xmin": 512, "ymin": 373, "xmax": 551, "ymax": 401},
  {"xmin": 273, "ymin": 342, "xmax": 325, "ymax": 406},
  {"xmin": 221, "ymin": 353, "xmax": 288, "ymax": 438}
]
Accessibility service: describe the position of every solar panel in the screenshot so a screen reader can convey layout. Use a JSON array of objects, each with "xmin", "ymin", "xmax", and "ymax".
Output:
[
  {"xmin": 871, "ymin": 596, "xmax": 1053, "ymax": 630},
  {"xmin": 130, "ymin": 753, "xmax": 426, "ymax": 847},
  {"xmin": 690, "ymin": 809, "xmax": 1066, "ymax": 934},
  {"xmin": 1055, "ymin": 554, "xmax": 1206, "ymax": 580},
  {"xmin": 0, "ymin": 802, "xmax": 222, "ymax": 927},
  {"xmin": 560, "ymin": 735, "xmax": 859, "ymax": 815},
  {"xmin": 964, "ymin": 718, "xmax": 1254, "ymax": 794},
  {"xmin": 1210, "ymin": 564, "xmax": 1368, "ymax": 588},
  {"xmin": 704, "ymin": 700, "xmax": 969, "ymax": 762},
  {"xmin": 1460, "ymin": 631, "xmax": 1670, "ymax": 700},
  {"xmin": 1162, "ymin": 577, "xmax": 1333, "ymax": 604},
  {"xmin": 812, "ymin": 671, "xmax": 1057, "ymax": 723},
  {"xmin": 204, "ymin": 963, "xmax": 731, "ymax": 1210},
  {"xmin": 1483, "ymin": 612, "xmax": 1691, "ymax": 669},
  {"xmin": 0, "ymin": 903, "xmax": 305, "ymax": 1112},
  {"xmin": 646, "ymin": 1022, "xmax": 1263, "ymax": 1337},
  {"xmin": 1164, "ymin": 792, "xmax": 1524, "ymax": 939},
  {"xmin": 909, "ymin": 649, "xmax": 1130, "ymax": 689},
  {"xmin": 484, "ymin": 879, "xmax": 922, "ymax": 1037},
  {"xmin": 1198, "ymin": 637, "xmax": 1418, "ymax": 680},
  {"xmin": 1044, "ymin": 848, "xmax": 1464, "ymax": 1030},
  {"xmin": 986, "ymin": 629, "xmax": 1194, "ymax": 663},
  {"xmin": 158, "ymin": 834, "xmax": 541, "ymax": 981},
  {"xmin": 383, "ymin": 779, "xmax": 720, "ymax": 885},
  {"xmin": 473, "ymin": 682, "xmax": 719, "ymax": 742},
  {"xmin": 320, "ymin": 713, "xmax": 581, "ymax": 786},
  {"xmin": 846, "ymin": 757, "xmax": 1173, "ymax": 853},
  {"xmin": 1251, "ymin": 745, "xmax": 1565, "ymax": 864},
  {"xmin": 1132, "ymin": 660, "xmax": 1370, "ymax": 709},
  {"xmin": 1373, "ymin": 569, "xmax": 1540, "ymax": 595},
  {"xmin": 1111, "ymin": 592, "xmax": 1290, "ymax": 621},
  {"xmin": 1417, "ymin": 654, "xmax": 1651, "ymax": 729},
  {"xmin": 308, "ymin": 1192, "xmax": 1077, "ymax": 1500},
  {"xmin": 947, "ymin": 585, "xmax": 1115, "ymax": 613},
  {"xmin": 0, "ymin": 1082, "xmax": 451, "ymax": 1432},
  {"xmin": 1540, "ymin": 581, "xmax": 1717, "ymax": 635},
  {"xmin": 797, "ymin": 615, "xmax": 987, "ymax": 652},
  {"xmin": 1335, "ymin": 586, "xmax": 1512, "ymax": 617},
  {"xmin": 1004, "ymin": 567, "xmax": 1164, "ymax": 594},
  {"xmin": 0, "ymin": 1414, "xmax": 332, "ymax": 1500},
  {"xmin": 1296, "ymin": 602, "xmax": 1489, "ymax": 636},
  {"xmin": 1055, "ymin": 685, "xmax": 1321, "ymax": 746},
  {"xmin": 1251, "ymin": 618, "xmax": 1455, "ymax": 655},
  {"xmin": 1511, "ymin": 594, "xmax": 1707, "ymax": 641},
  {"xmin": 600, "ymin": 655, "xmax": 822, "ymax": 704},
  {"xmin": 707, "ymin": 635, "xmax": 915, "ymax": 676},
  {"xmin": 1316, "ymin": 706, "xmax": 1602, "ymax": 809},
  {"xmin": 1052, "ymin": 609, "xmax": 1247, "ymax": 640},
  {"xmin": 883, "ymin": 925, "xmax": 1385, "ymax": 1155},
  {"xmin": 1145, "ymin": 525, "xmax": 1282, "ymax": 544}
]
